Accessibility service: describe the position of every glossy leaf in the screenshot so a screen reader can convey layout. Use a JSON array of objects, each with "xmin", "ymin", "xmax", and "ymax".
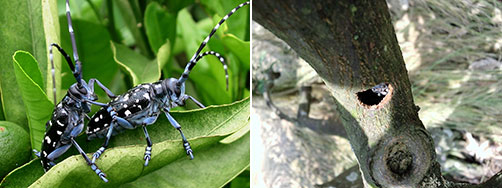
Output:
[
  {"xmin": 0, "ymin": 92, "xmax": 4, "ymax": 120},
  {"xmin": 200, "ymin": 0, "xmax": 250, "ymax": 39},
  {"xmin": 144, "ymin": 2, "xmax": 177, "ymax": 54},
  {"xmin": 59, "ymin": 18, "xmax": 119, "ymax": 101},
  {"xmin": 115, "ymin": 0, "xmax": 152, "ymax": 58},
  {"xmin": 123, "ymin": 132, "xmax": 250, "ymax": 188},
  {"xmin": 164, "ymin": 0, "xmax": 194, "ymax": 13},
  {"xmin": 12, "ymin": 51, "xmax": 54, "ymax": 152},
  {"xmin": 177, "ymin": 9, "xmax": 231, "ymax": 105},
  {"xmin": 111, "ymin": 42, "xmax": 161, "ymax": 85},
  {"xmin": 0, "ymin": 0, "xmax": 60, "ymax": 130},
  {"xmin": 222, "ymin": 34, "xmax": 250, "ymax": 71},
  {"xmin": 0, "ymin": 159, "xmax": 43, "ymax": 188}
]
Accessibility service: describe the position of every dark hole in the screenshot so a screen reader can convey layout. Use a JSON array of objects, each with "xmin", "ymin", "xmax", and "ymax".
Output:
[{"xmin": 357, "ymin": 88, "xmax": 386, "ymax": 106}]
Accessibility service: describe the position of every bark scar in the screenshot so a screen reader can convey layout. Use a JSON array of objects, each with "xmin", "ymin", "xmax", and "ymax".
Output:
[{"xmin": 356, "ymin": 82, "xmax": 393, "ymax": 110}]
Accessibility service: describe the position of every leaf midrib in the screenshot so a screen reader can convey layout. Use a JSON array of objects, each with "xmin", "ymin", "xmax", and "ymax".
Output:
[{"xmin": 206, "ymin": 100, "xmax": 248, "ymax": 136}]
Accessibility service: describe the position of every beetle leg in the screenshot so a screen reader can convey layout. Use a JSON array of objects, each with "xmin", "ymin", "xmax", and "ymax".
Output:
[
  {"xmin": 142, "ymin": 125, "xmax": 153, "ymax": 166},
  {"xmin": 165, "ymin": 111, "xmax": 193, "ymax": 159},
  {"xmin": 70, "ymin": 137, "xmax": 108, "ymax": 182}
]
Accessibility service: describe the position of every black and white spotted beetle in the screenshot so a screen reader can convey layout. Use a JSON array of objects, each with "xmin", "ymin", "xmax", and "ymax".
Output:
[
  {"xmin": 86, "ymin": 1, "xmax": 250, "ymax": 166},
  {"xmin": 371, "ymin": 83, "xmax": 389, "ymax": 97},
  {"xmin": 35, "ymin": 0, "xmax": 115, "ymax": 182}
]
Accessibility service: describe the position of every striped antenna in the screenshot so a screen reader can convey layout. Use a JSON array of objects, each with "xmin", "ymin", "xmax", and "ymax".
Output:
[
  {"xmin": 195, "ymin": 51, "xmax": 229, "ymax": 90},
  {"xmin": 49, "ymin": 43, "xmax": 76, "ymax": 102},
  {"xmin": 66, "ymin": 0, "xmax": 82, "ymax": 85},
  {"xmin": 178, "ymin": 1, "xmax": 250, "ymax": 87}
]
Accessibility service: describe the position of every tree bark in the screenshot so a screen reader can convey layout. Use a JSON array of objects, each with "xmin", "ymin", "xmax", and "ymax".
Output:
[{"xmin": 253, "ymin": 0, "xmax": 502, "ymax": 187}]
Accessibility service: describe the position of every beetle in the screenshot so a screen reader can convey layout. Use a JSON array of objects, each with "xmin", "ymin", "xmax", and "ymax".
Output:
[
  {"xmin": 86, "ymin": 1, "xmax": 250, "ymax": 166},
  {"xmin": 371, "ymin": 83, "xmax": 390, "ymax": 97},
  {"xmin": 36, "ymin": 0, "xmax": 115, "ymax": 182}
]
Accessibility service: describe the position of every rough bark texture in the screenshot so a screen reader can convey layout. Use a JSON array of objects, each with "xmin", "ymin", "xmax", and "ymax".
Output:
[{"xmin": 253, "ymin": 0, "xmax": 502, "ymax": 187}]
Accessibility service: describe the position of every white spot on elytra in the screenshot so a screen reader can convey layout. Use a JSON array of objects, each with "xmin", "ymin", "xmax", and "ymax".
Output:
[
  {"xmin": 56, "ymin": 120, "xmax": 64, "ymax": 126},
  {"xmin": 99, "ymin": 114, "xmax": 103, "ymax": 119},
  {"xmin": 136, "ymin": 99, "xmax": 140, "ymax": 103},
  {"xmin": 123, "ymin": 104, "xmax": 128, "ymax": 108},
  {"xmin": 143, "ymin": 93, "xmax": 150, "ymax": 100},
  {"xmin": 49, "ymin": 121, "xmax": 53, "ymax": 126},
  {"xmin": 94, "ymin": 117, "xmax": 99, "ymax": 122},
  {"xmin": 56, "ymin": 130, "xmax": 62, "ymax": 135},
  {"xmin": 104, "ymin": 123, "xmax": 108, "ymax": 127},
  {"xmin": 45, "ymin": 136, "xmax": 51, "ymax": 144},
  {"xmin": 124, "ymin": 110, "xmax": 132, "ymax": 117},
  {"xmin": 122, "ymin": 94, "xmax": 129, "ymax": 101},
  {"xmin": 57, "ymin": 103, "xmax": 62, "ymax": 108},
  {"xmin": 43, "ymin": 151, "xmax": 47, "ymax": 157}
]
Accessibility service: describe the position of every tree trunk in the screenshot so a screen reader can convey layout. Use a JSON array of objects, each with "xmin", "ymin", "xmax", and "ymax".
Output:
[{"xmin": 253, "ymin": 0, "xmax": 502, "ymax": 187}]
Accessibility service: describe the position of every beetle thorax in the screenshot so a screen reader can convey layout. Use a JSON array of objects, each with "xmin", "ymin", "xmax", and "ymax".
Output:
[
  {"xmin": 156, "ymin": 78, "xmax": 187, "ymax": 108},
  {"xmin": 66, "ymin": 81, "xmax": 95, "ymax": 112}
]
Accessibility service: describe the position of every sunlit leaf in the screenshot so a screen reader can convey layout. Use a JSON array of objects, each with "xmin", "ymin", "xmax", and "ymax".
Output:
[
  {"xmin": 144, "ymin": 2, "xmax": 177, "ymax": 54},
  {"xmin": 111, "ymin": 42, "xmax": 161, "ymax": 85},
  {"xmin": 123, "ymin": 132, "xmax": 250, "ymax": 188},
  {"xmin": 12, "ymin": 51, "xmax": 54, "ymax": 152},
  {"xmin": 0, "ymin": 0, "xmax": 60, "ymax": 130}
]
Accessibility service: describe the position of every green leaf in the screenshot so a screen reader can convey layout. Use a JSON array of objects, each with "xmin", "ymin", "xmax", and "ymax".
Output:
[
  {"xmin": 0, "ymin": 98, "xmax": 249, "ymax": 187},
  {"xmin": 164, "ymin": 0, "xmax": 194, "ymax": 13},
  {"xmin": 12, "ymin": 51, "xmax": 55, "ymax": 152},
  {"xmin": 177, "ymin": 9, "xmax": 231, "ymax": 105},
  {"xmin": 111, "ymin": 42, "xmax": 161, "ymax": 85},
  {"xmin": 59, "ymin": 18, "xmax": 119, "ymax": 101},
  {"xmin": 115, "ymin": 0, "xmax": 152, "ymax": 58},
  {"xmin": 222, "ymin": 34, "xmax": 250, "ymax": 72},
  {"xmin": 229, "ymin": 170, "xmax": 250, "ymax": 188},
  {"xmin": 144, "ymin": 2, "xmax": 177, "ymax": 54},
  {"xmin": 200, "ymin": 0, "xmax": 250, "ymax": 39},
  {"xmin": 0, "ymin": 93, "xmax": 4, "ymax": 121},
  {"xmin": 0, "ymin": 159, "xmax": 43, "ymax": 188},
  {"xmin": 123, "ymin": 132, "xmax": 250, "ymax": 188},
  {"xmin": 0, "ymin": 0, "xmax": 60, "ymax": 130},
  {"xmin": 220, "ymin": 119, "xmax": 249, "ymax": 144},
  {"xmin": 157, "ymin": 42, "xmax": 174, "ymax": 73}
]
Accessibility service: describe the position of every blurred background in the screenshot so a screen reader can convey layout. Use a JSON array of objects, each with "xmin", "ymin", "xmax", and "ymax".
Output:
[{"xmin": 251, "ymin": 0, "xmax": 502, "ymax": 187}]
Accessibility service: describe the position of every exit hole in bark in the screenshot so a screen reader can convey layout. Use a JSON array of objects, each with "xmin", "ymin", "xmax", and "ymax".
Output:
[{"xmin": 356, "ymin": 83, "xmax": 392, "ymax": 109}]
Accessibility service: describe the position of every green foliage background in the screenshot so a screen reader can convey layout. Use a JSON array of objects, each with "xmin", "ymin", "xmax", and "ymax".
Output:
[{"xmin": 0, "ymin": 0, "xmax": 250, "ymax": 187}]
